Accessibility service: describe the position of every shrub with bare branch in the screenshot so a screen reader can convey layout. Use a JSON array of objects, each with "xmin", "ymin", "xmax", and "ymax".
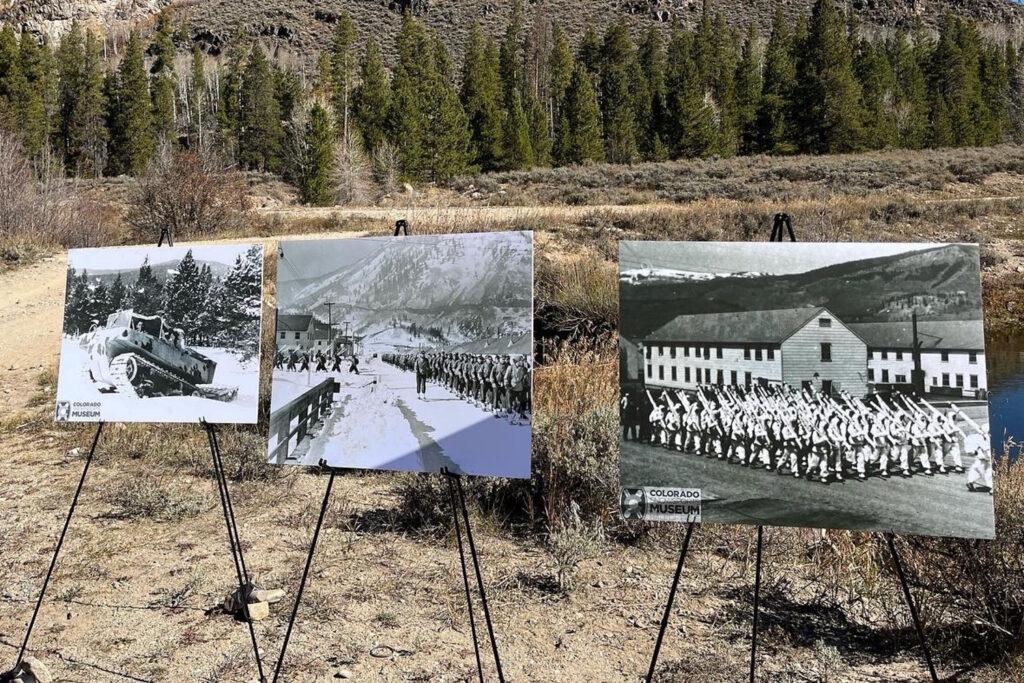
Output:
[{"xmin": 127, "ymin": 141, "xmax": 247, "ymax": 243}]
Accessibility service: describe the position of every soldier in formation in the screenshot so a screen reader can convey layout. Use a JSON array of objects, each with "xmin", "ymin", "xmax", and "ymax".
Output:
[
  {"xmin": 622, "ymin": 383, "xmax": 991, "ymax": 490},
  {"xmin": 383, "ymin": 351, "xmax": 532, "ymax": 425},
  {"xmin": 275, "ymin": 347, "xmax": 360, "ymax": 376}
]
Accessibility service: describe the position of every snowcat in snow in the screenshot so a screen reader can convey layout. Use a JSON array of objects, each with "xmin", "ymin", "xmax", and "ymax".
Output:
[{"xmin": 80, "ymin": 310, "xmax": 238, "ymax": 401}]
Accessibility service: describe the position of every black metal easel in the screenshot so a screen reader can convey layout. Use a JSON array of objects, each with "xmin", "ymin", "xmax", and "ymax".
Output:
[
  {"xmin": 203, "ymin": 421, "xmax": 267, "ymax": 682},
  {"xmin": 270, "ymin": 221, "xmax": 505, "ymax": 681}
]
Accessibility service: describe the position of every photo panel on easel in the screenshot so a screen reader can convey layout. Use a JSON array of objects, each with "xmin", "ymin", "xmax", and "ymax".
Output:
[
  {"xmin": 55, "ymin": 243, "xmax": 265, "ymax": 424},
  {"xmin": 269, "ymin": 231, "xmax": 534, "ymax": 479},
  {"xmin": 618, "ymin": 241, "xmax": 995, "ymax": 539}
]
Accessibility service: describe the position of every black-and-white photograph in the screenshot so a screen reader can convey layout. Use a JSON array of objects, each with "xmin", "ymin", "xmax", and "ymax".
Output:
[
  {"xmin": 55, "ymin": 244, "xmax": 264, "ymax": 423},
  {"xmin": 269, "ymin": 232, "xmax": 533, "ymax": 478},
  {"xmin": 619, "ymin": 242, "xmax": 995, "ymax": 539}
]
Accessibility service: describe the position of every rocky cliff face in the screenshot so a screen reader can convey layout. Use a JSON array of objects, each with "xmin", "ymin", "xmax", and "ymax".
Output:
[{"xmin": 2, "ymin": 0, "xmax": 1022, "ymax": 58}]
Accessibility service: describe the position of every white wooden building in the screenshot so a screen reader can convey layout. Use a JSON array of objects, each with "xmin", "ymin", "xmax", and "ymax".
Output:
[
  {"xmin": 847, "ymin": 320, "xmax": 987, "ymax": 397},
  {"xmin": 643, "ymin": 307, "xmax": 986, "ymax": 399},
  {"xmin": 643, "ymin": 307, "xmax": 868, "ymax": 396},
  {"xmin": 276, "ymin": 314, "xmax": 332, "ymax": 350}
]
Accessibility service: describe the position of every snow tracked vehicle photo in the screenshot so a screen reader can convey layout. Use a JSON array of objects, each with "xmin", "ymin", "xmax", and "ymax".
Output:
[{"xmin": 82, "ymin": 310, "xmax": 238, "ymax": 402}]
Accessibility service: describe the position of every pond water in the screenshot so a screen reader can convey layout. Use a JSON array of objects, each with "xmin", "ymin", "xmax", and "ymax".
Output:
[{"xmin": 987, "ymin": 333, "xmax": 1024, "ymax": 461}]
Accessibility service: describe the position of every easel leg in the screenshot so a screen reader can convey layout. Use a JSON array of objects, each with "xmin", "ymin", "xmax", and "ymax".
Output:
[
  {"xmin": 749, "ymin": 525, "xmax": 764, "ymax": 683},
  {"xmin": 885, "ymin": 533, "xmax": 939, "ymax": 682},
  {"xmin": 272, "ymin": 471, "xmax": 336, "ymax": 683},
  {"xmin": 645, "ymin": 522, "xmax": 695, "ymax": 683},
  {"xmin": 7, "ymin": 422, "xmax": 103, "ymax": 675},
  {"xmin": 204, "ymin": 423, "xmax": 266, "ymax": 683},
  {"xmin": 453, "ymin": 474, "xmax": 505, "ymax": 682},
  {"xmin": 445, "ymin": 473, "xmax": 485, "ymax": 683}
]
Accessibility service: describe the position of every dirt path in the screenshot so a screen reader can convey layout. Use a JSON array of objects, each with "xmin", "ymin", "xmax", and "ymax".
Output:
[{"xmin": 0, "ymin": 256, "xmax": 67, "ymax": 414}]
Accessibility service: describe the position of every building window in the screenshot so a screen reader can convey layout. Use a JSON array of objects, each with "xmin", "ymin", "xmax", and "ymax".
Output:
[
  {"xmin": 956, "ymin": 374, "xmax": 963, "ymax": 388},
  {"xmin": 868, "ymin": 368, "xmax": 875, "ymax": 381},
  {"xmin": 970, "ymin": 375, "xmax": 978, "ymax": 388},
  {"xmin": 671, "ymin": 367, "xmax": 677, "ymax": 381},
  {"xmin": 703, "ymin": 346, "xmax": 711, "ymax": 360},
  {"xmin": 294, "ymin": 332, "xmax": 301, "ymax": 340},
  {"xmin": 669, "ymin": 345, "xmax": 676, "ymax": 359},
  {"xmin": 646, "ymin": 346, "xmax": 651, "ymax": 359},
  {"xmin": 745, "ymin": 372, "xmax": 752, "ymax": 386},
  {"xmin": 744, "ymin": 347, "xmax": 751, "ymax": 360},
  {"xmin": 869, "ymin": 350, "xmax": 874, "ymax": 360},
  {"xmin": 279, "ymin": 332, "xmax": 286, "ymax": 340},
  {"xmin": 716, "ymin": 369, "xmax": 724, "ymax": 385},
  {"xmin": 755, "ymin": 348, "xmax": 763, "ymax": 361},
  {"xmin": 882, "ymin": 369, "xmax": 890, "ymax": 383},
  {"xmin": 818, "ymin": 317, "xmax": 832, "ymax": 328},
  {"xmin": 820, "ymin": 343, "xmax": 832, "ymax": 362},
  {"xmin": 969, "ymin": 352, "xmax": 977, "ymax": 364},
  {"xmin": 767, "ymin": 347, "xmax": 775, "ymax": 360},
  {"xmin": 731, "ymin": 370, "xmax": 738, "ymax": 385},
  {"xmin": 684, "ymin": 367, "xmax": 691, "ymax": 383},
  {"xmin": 896, "ymin": 351, "xmax": 903, "ymax": 361},
  {"xmin": 647, "ymin": 365, "xmax": 652, "ymax": 379},
  {"xmin": 684, "ymin": 346, "xmax": 690, "ymax": 358},
  {"xmin": 941, "ymin": 352, "xmax": 949, "ymax": 362},
  {"xmin": 658, "ymin": 366, "xmax": 664, "ymax": 380},
  {"xmin": 716, "ymin": 347, "xmax": 723, "ymax": 359},
  {"xmin": 658, "ymin": 345, "xmax": 664, "ymax": 356},
  {"xmin": 895, "ymin": 374, "xmax": 906, "ymax": 383},
  {"xmin": 942, "ymin": 373, "xmax": 950, "ymax": 387},
  {"xmin": 881, "ymin": 351, "xmax": 888, "ymax": 360},
  {"xmin": 932, "ymin": 377, "xmax": 938, "ymax": 386}
]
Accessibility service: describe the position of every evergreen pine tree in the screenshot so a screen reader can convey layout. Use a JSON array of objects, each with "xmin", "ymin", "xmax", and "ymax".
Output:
[
  {"xmin": 88, "ymin": 279, "xmax": 110, "ymax": 329},
  {"xmin": 217, "ymin": 245, "xmax": 263, "ymax": 358},
  {"xmin": 637, "ymin": 27, "xmax": 668, "ymax": 161},
  {"xmin": 526, "ymin": 90, "xmax": 551, "ymax": 166},
  {"xmin": 599, "ymin": 21, "xmax": 638, "ymax": 164},
  {"xmin": 548, "ymin": 24, "xmax": 574, "ymax": 143},
  {"xmin": 665, "ymin": 25, "xmax": 716, "ymax": 158},
  {"xmin": 793, "ymin": 0, "xmax": 864, "ymax": 153},
  {"xmin": 238, "ymin": 45, "xmax": 283, "ymax": 172},
  {"xmin": 274, "ymin": 63, "xmax": 302, "ymax": 122},
  {"xmin": 164, "ymin": 249, "xmax": 205, "ymax": 335},
  {"xmin": 978, "ymin": 42, "xmax": 1009, "ymax": 144},
  {"xmin": 712, "ymin": 18, "xmax": 741, "ymax": 156},
  {"xmin": 0, "ymin": 26, "xmax": 18, "ymax": 121},
  {"xmin": 734, "ymin": 25, "xmax": 762, "ymax": 155},
  {"xmin": 150, "ymin": 11, "xmax": 177, "ymax": 142},
  {"xmin": 856, "ymin": 39, "xmax": 898, "ymax": 149},
  {"xmin": 1008, "ymin": 41, "xmax": 1024, "ymax": 143},
  {"xmin": 577, "ymin": 27, "xmax": 602, "ymax": 79},
  {"xmin": 15, "ymin": 33, "xmax": 50, "ymax": 157},
  {"xmin": 353, "ymin": 37, "xmax": 392, "ymax": 154},
  {"xmin": 217, "ymin": 43, "xmax": 246, "ymax": 153},
  {"xmin": 109, "ymin": 32, "xmax": 154, "ymax": 175},
  {"xmin": 502, "ymin": 88, "xmax": 533, "ymax": 169},
  {"xmin": 55, "ymin": 22, "xmax": 85, "ymax": 165},
  {"xmin": 891, "ymin": 32, "xmax": 930, "ymax": 149},
  {"xmin": 108, "ymin": 273, "xmax": 127, "ymax": 313},
  {"xmin": 330, "ymin": 10, "xmax": 358, "ymax": 142},
  {"xmin": 428, "ymin": 44, "xmax": 474, "ymax": 180},
  {"xmin": 753, "ymin": 9, "xmax": 797, "ymax": 154},
  {"xmin": 461, "ymin": 25, "xmax": 504, "ymax": 170},
  {"xmin": 388, "ymin": 13, "xmax": 432, "ymax": 179},
  {"xmin": 554, "ymin": 64, "xmax": 604, "ymax": 165},
  {"xmin": 65, "ymin": 271, "xmax": 92, "ymax": 334},
  {"xmin": 289, "ymin": 101, "xmax": 335, "ymax": 206}
]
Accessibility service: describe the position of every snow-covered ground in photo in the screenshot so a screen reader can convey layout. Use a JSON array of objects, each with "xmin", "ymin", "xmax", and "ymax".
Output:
[
  {"xmin": 268, "ymin": 356, "xmax": 531, "ymax": 478},
  {"xmin": 55, "ymin": 337, "xmax": 260, "ymax": 423}
]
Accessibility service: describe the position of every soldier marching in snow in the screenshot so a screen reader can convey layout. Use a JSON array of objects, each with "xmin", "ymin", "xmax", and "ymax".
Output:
[{"xmin": 629, "ymin": 383, "xmax": 991, "ymax": 489}]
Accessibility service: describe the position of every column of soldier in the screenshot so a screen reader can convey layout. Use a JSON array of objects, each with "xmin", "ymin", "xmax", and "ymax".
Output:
[
  {"xmin": 382, "ymin": 351, "xmax": 533, "ymax": 426},
  {"xmin": 273, "ymin": 347, "xmax": 360, "ymax": 374},
  {"xmin": 621, "ymin": 383, "xmax": 993, "ymax": 491}
]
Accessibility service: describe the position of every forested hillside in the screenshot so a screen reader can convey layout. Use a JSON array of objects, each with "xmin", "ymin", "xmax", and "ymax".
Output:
[{"xmin": 0, "ymin": 0, "xmax": 1022, "ymax": 204}]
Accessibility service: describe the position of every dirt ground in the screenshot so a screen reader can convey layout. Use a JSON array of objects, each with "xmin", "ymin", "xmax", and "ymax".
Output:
[{"xmin": 0, "ymin": 226, "xmax": 1013, "ymax": 682}]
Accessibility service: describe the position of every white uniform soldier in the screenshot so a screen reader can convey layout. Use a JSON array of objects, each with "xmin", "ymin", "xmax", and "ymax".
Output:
[
  {"xmin": 940, "ymin": 407, "xmax": 966, "ymax": 473},
  {"xmin": 870, "ymin": 414, "xmax": 891, "ymax": 478}
]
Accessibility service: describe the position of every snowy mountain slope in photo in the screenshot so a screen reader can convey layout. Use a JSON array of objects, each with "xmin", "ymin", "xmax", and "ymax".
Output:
[
  {"xmin": 56, "ymin": 337, "xmax": 260, "ymax": 423},
  {"xmin": 269, "ymin": 357, "xmax": 531, "ymax": 478}
]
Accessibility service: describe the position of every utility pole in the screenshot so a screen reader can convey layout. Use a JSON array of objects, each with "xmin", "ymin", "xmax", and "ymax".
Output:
[{"xmin": 323, "ymin": 302, "xmax": 335, "ymax": 344}]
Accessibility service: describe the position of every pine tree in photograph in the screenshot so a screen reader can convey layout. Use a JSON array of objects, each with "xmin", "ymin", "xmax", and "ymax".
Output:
[
  {"xmin": 86, "ymin": 278, "xmax": 110, "ymax": 331},
  {"xmin": 131, "ymin": 257, "xmax": 164, "ymax": 317},
  {"xmin": 599, "ymin": 21, "xmax": 638, "ymax": 164},
  {"xmin": 793, "ymin": 0, "xmax": 865, "ymax": 154},
  {"xmin": 330, "ymin": 10, "xmax": 358, "ymax": 142},
  {"xmin": 64, "ymin": 270, "xmax": 92, "ymax": 334},
  {"xmin": 353, "ymin": 37, "xmax": 391, "ymax": 154},
  {"xmin": 109, "ymin": 32, "xmax": 155, "ymax": 176},
  {"xmin": 217, "ymin": 245, "xmax": 263, "ymax": 358},
  {"xmin": 554, "ymin": 63, "xmax": 604, "ymax": 165},
  {"xmin": 238, "ymin": 45, "xmax": 283, "ymax": 172},
  {"xmin": 462, "ymin": 25, "xmax": 505, "ymax": 171},
  {"xmin": 163, "ymin": 249, "xmax": 206, "ymax": 339},
  {"xmin": 108, "ymin": 273, "xmax": 128, "ymax": 313}
]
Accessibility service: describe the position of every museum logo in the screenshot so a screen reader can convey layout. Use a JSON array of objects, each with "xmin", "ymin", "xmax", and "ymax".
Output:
[{"xmin": 620, "ymin": 487, "xmax": 701, "ymax": 522}]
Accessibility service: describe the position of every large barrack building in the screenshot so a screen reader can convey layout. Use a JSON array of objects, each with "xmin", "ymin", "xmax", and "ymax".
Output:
[{"xmin": 641, "ymin": 307, "xmax": 986, "ymax": 398}]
